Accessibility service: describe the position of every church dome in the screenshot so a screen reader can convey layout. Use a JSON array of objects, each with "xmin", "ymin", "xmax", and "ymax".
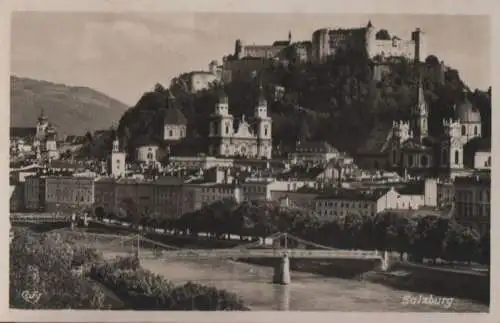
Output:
[{"xmin": 456, "ymin": 99, "xmax": 481, "ymax": 123}]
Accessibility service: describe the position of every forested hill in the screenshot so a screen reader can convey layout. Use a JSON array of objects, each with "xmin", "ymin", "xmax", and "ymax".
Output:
[{"xmin": 117, "ymin": 48, "xmax": 491, "ymax": 157}]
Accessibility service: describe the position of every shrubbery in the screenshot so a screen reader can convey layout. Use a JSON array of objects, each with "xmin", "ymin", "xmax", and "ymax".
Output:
[
  {"xmin": 11, "ymin": 229, "xmax": 248, "ymax": 310},
  {"xmin": 90, "ymin": 259, "xmax": 247, "ymax": 310},
  {"xmin": 10, "ymin": 230, "xmax": 112, "ymax": 309}
]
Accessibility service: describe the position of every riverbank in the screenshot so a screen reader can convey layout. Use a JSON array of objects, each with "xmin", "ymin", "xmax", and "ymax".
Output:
[
  {"xmin": 20, "ymin": 224, "xmax": 489, "ymax": 305},
  {"xmin": 238, "ymin": 257, "xmax": 489, "ymax": 305}
]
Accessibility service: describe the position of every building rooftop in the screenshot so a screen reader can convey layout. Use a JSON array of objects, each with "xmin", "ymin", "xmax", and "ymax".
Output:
[
  {"xmin": 397, "ymin": 180, "xmax": 425, "ymax": 195},
  {"xmin": 163, "ymin": 107, "xmax": 187, "ymax": 125},
  {"xmin": 454, "ymin": 175, "xmax": 491, "ymax": 186},
  {"xmin": 315, "ymin": 188, "xmax": 390, "ymax": 201},
  {"xmin": 295, "ymin": 141, "xmax": 339, "ymax": 154},
  {"xmin": 277, "ymin": 165, "xmax": 325, "ymax": 181}
]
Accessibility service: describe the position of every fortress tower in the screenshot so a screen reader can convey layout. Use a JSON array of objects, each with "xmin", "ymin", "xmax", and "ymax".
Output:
[{"xmin": 411, "ymin": 28, "xmax": 427, "ymax": 62}]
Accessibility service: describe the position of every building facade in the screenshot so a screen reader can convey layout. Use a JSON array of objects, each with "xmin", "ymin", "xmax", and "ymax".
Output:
[
  {"xmin": 208, "ymin": 85, "xmax": 272, "ymax": 159},
  {"xmin": 24, "ymin": 175, "xmax": 46, "ymax": 211},
  {"xmin": 109, "ymin": 135, "xmax": 126, "ymax": 178},
  {"xmin": 311, "ymin": 21, "xmax": 426, "ymax": 63},
  {"xmin": 453, "ymin": 175, "xmax": 490, "ymax": 235},
  {"xmin": 136, "ymin": 145, "xmax": 160, "ymax": 164},
  {"xmin": 45, "ymin": 176, "xmax": 95, "ymax": 213}
]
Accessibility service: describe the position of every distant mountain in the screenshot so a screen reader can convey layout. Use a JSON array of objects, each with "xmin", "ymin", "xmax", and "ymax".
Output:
[{"xmin": 10, "ymin": 76, "xmax": 129, "ymax": 136}]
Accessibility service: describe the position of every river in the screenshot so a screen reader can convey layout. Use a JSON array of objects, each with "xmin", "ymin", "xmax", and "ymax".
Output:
[{"xmin": 138, "ymin": 257, "xmax": 488, "ymax": 312}]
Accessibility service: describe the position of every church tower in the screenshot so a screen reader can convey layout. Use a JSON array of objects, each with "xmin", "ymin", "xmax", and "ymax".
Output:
[
  {"xmin": 255, "ymin": 81, "xmax": 272, "ymax": 159},
  {"xmin": 110, "ymin": 131, "xmax": 126, "ymax": 178},
  {"xmin": 412, "ymin": 81, "xmax": 428, "ymax": 142},
  {"xmin": 209, "ymin": 85, "xmax": 234, "ymax": 156}
]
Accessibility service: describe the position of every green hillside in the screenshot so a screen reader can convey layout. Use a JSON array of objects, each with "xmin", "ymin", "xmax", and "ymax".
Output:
[
  {"xmin": 10, "ymin": 76, "xmax": 129, "ymax": 136},
  {"xmin": 117, "ymin": 49, "xmax": 491, "ymax": 157}
]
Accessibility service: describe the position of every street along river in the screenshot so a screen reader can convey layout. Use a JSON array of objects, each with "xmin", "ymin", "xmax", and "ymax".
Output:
[{"xmin": 139, "ymin": 257, "xmax": 488, "ymax": 312}]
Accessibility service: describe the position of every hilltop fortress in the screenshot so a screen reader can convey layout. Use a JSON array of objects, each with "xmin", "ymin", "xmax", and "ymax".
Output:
[
  {"xmin": 312, "ymin": 21, "xmax": 426, "ymax": 62},
  {"xmin": 231, "ymin": 21, "xmax": 426, "ymax": 63}
]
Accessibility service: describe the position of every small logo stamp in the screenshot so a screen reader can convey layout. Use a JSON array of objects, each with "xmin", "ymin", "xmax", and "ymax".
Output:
[{"xmin": 21, "ymin": 290, "xmax": 42, "ymax": 305}]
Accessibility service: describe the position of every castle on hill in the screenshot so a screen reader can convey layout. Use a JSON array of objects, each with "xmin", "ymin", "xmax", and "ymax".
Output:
[
  {"xmin": 312, "ymin": 21, "xmax": 426, "ymax": 62},
  {"xmin": 229, "ymin": 21, "xmax": 426, "ymax": 64}
]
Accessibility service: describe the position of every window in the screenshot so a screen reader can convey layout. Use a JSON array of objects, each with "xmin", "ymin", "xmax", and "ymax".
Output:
[
  {"xmin": 487, "ymin": 156, "xmax": 491, "ymax": 166},
  {"xmin": 264, "ymin": 126, "xmax": 268, "ymax": 136},
  {"xmin": 474, "ymin": 126, "xmax": 478, "ymax": 135},
  {"xmin": 408, "ymin": 155, "xmax": 414, "ymax": 167},
  {"xmin": 421, "ymin": 155, "xmax": 428, "ymax": 167},
  {"xmin": 169, "ymin": 130, "xmax": 173, "ymax": 137},
  {"xmin": 225, "ymin": 124, "xmax": 229, "ymax": 134},
  {"xmin": 461, "ymin": 125, "xmax": 466, "ymax": 136},
  {"xmin": 454, "ymin": 150, "xmax": 459, "ymax": 165}
]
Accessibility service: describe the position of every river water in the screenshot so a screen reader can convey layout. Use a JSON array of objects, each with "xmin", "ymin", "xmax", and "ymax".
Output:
[{"xmin": 138, "ymin": 257, "xmax": 487, "ymax": 312}]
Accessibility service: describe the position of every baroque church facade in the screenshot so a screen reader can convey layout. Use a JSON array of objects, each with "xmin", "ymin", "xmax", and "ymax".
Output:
[
  {"xmin": 208, "ymin": 85, "xmax": 272, "ymax": 159},
  {"xmin": 388, "ymin": 84, "xmax": 482, "ymax": 174}
]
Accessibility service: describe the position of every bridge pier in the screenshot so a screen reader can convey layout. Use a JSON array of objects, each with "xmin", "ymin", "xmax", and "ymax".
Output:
[
  {"xmin": 379, "ymin": 250, "xmax": 390, "ymax": 271},
  {"xmin": 273, "ymin": 255, "xmax": 291, "ymax": 285}
]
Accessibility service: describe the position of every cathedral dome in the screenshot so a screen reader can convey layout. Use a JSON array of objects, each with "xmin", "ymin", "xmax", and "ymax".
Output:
[{"xmin": 456, "ymin": 99, "xmax": 481, "ymax": 123}]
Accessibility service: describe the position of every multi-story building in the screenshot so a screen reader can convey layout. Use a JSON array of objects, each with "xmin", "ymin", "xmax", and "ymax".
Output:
[
  {"xmin": 312, "ymin": 21, "xmax": 426, "ymax": 63},
  {"xmin": 289, "ymin": 141, "xmax": 341, "ymax": 165},
  {"xmin": 314, "ymin": 185, "xmax": 428, "ymax": 220},
  {"xmin": 168, "ymin": 155, "xmax": 234, "ymax": 170},
  {"xmin": 314, "ymin": 188, "xmax": 390, "ymax": 219},
  {"xmin": 24, "ymin": 175, "xmax": 46, "ymax": 211},
  {"xmin": 453, "ymin": 175, "xmax": 490, "ymax": 235},
  {"xmin": 234, "ymin": 32, "xmax": 291, "ymax": 60},
  {"xmin": 44, "ymin": 176, "xmax": 95, "ymax": 213},
  {"xmin": 94, "ymin": 176, "xmax": 185, "ymax": 220},
  {"xmin": 183, "ymin": 181, "xmax": 238, "ymax": 213}
]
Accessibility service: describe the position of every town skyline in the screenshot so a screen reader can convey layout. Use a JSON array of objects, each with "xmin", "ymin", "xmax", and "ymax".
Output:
[{"xmin": 11, "ymin": 12, "xmax": 491, "ymax": 105}]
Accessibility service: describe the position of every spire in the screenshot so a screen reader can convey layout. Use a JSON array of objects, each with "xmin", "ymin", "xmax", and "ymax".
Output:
[
  {"xmin": 217, "ymin": 83, "xmax": 228, "ymax": 104},
  {"xmin": 417, "ymin": 79, "xmax": 425, "ymax": 112},
  {"xmin": 367, "ymin": 20, "xmax": 373, "ymax": 28},
  {"xmin": 288, "ymin": 30, "xmax": 292, "ymax": 43},
  {"xmin": 167, "ymin": 90, "xmax": 176, "ymax": 109},
  {"xmin": 258, "ymin": 79, "xmax": 267, "ymax": 106},
  {"xmin": 38, "ymin": 107, "xmax": 48, "ymax": 122}
]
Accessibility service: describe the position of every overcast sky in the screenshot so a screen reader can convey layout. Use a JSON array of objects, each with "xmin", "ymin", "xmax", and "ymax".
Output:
[{"xmin": 11, "ymin": 12, "xmax": 490, "ymax": 105}]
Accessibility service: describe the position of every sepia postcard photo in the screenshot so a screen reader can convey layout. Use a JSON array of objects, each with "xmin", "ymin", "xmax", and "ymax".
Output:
[{"xmin": 3, "ymin": 0, "xmax": 497, "ymax": 322}]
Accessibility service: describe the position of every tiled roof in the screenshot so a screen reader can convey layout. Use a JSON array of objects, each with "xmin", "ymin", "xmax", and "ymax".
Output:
[
  {"xmin": 277, "ymin": 165, "xmax": 325, "ymax": 180},
  {"xmin": 153, "ymin": 176, "xmax": 184, "ymax": 186},
  {"xmin": 315, "ymin": 188, "xmax": 390, "ymax": 201},
  {"xmin": 454, "ymin": 175, "xmax": 490, "ymax": 186},
  {"xmin": 163, "ymin": 107, "xmax": 187, "ymax": 125},
  {"xmin": 295, "ymin": 141, "xmax": 339, "ymax": 154},
  {"xmin": 396, "ymin": 180, "xmax": 425, "ymax": 195}
]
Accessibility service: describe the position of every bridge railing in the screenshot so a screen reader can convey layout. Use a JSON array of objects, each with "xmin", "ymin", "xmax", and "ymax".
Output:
[{"xmin": 140, "ymin": 248, "xmax": 382, "ymax": 260}]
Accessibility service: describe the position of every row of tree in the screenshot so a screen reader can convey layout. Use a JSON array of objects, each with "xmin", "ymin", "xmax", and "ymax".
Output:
[{"xmin": 98, "ymin": 198, "xmax": 489, "ymax": 265}]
